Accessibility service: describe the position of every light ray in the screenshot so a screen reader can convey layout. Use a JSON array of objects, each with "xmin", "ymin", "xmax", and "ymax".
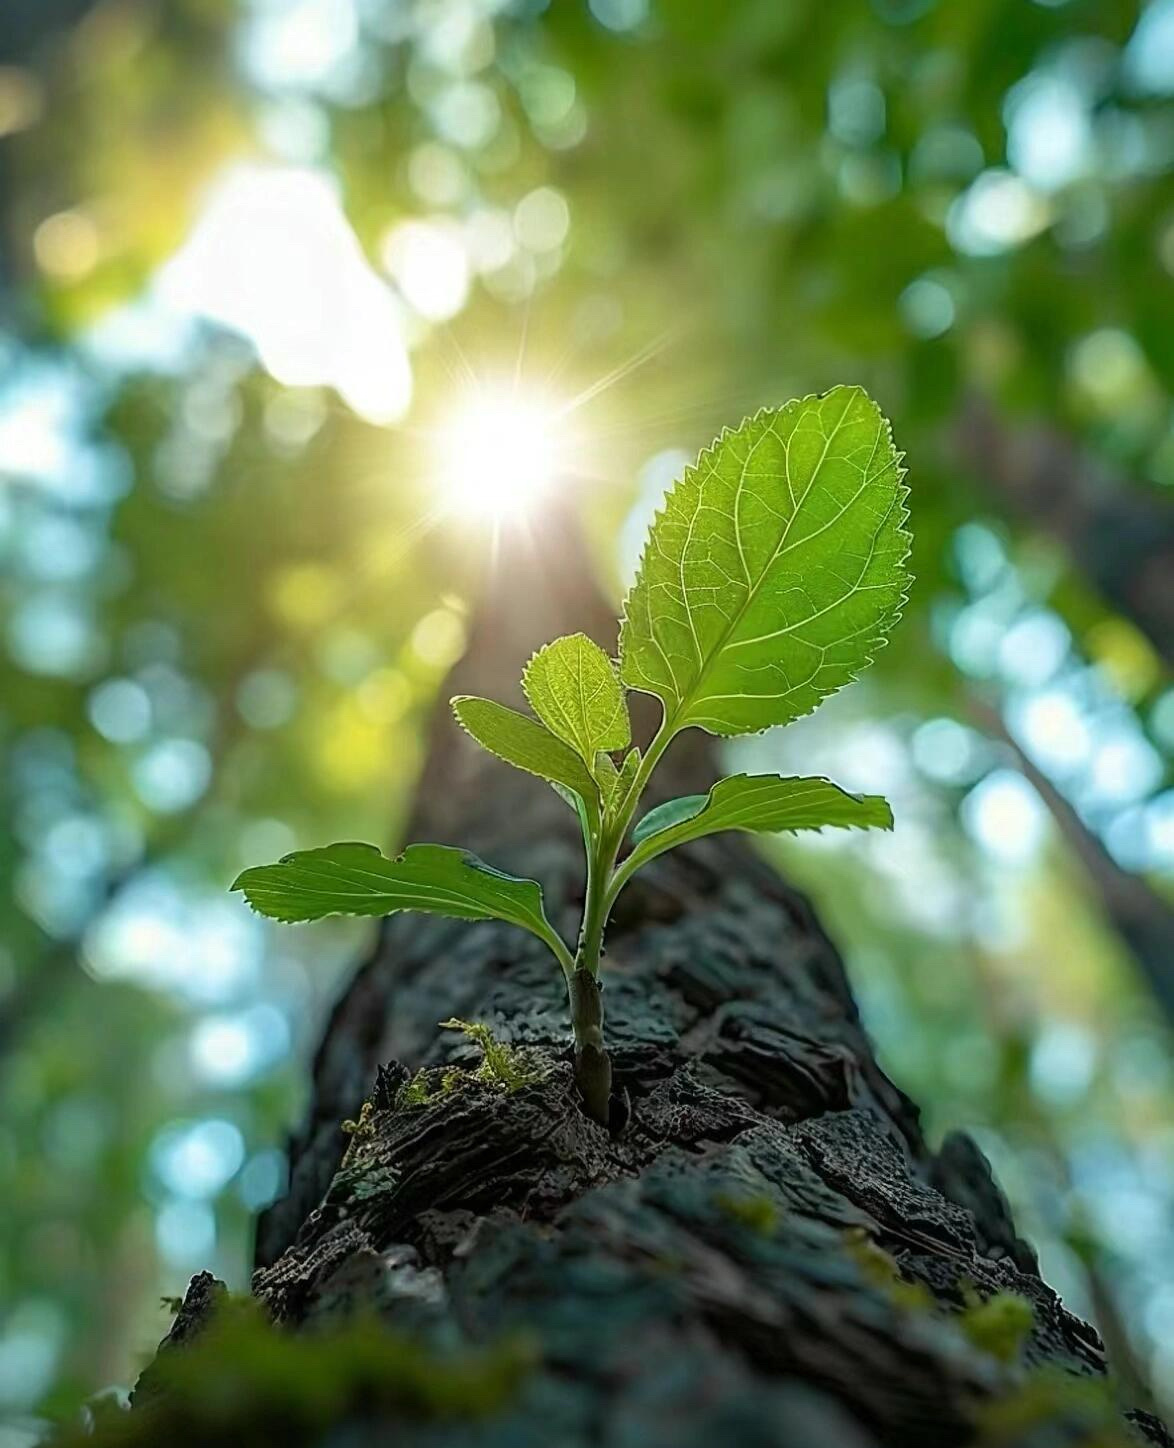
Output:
[{"xmin": 554, "ymin": 324, "xmax": 682, "ymax": 419}]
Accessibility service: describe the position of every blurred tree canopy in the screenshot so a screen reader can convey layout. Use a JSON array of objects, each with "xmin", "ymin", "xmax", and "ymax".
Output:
[{"xmin": 0, "ymin": 0, "xmax": 1172, "ymax": 1431}]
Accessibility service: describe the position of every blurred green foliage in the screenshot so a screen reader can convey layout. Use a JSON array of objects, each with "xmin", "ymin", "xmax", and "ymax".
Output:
[
  {"xmin": 59, "ymin": 1294, "xmax": 533, "ymax": 1447},
  {"xmin": 0, "ymin": 0, "xmax": 1171, "ymax": 1432}
]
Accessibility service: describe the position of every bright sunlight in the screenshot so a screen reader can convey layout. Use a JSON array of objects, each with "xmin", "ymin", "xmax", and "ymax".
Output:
[{"xmin": 434, "ymin": 386, "xmax": 568, "ymax": 520}]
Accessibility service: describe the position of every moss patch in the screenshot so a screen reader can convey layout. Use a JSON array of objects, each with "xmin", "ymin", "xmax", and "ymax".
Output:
[
  {"xmin": 714, "ymin": 1191, "xmax": 780, "ymax": 1236},
  {"xmin": 958, "ymin": 1287, "xmax": 1034, "ymax": 1365},
  {"xmin": 439, "ymin": 1018, "xmax": 547, "ymax": 1092},
  {"xmin": 841, "ymin": 1228, "xmax": 934, "ymax": 1314},
  {"xmin": 972, "ymin": 1367, "xmax": 1131, "ymax": 1446},
  {"xmin": 56, "ymin": 1299, "xmax": 533, "ymax": 1447},
  {"xmin": 395, "ymin": 1069, "xmax": 460, "ymax": 1108}
]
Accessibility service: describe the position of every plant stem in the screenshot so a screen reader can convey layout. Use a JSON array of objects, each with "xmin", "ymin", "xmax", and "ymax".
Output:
[
  {"xmin": 568, "ymin": 819, "xmax": 614, "ymax": 1124},
  {"xmin": 568, "ymin": 965, "xmax": 611, "ymax": 1124},
  {"xmin": 578, "ymin": 711, "xmax": 676, "ymax": 976},
  {"xmin": 542, "ymin": 924, "xmax": 576, "ymax": 978},
  {"xmin": 575, "ymin": 843, "xmax": 610, "ymax": 978},
  {"xmin": 602, "ymin": 849, "xmax": 642, "ymax": 914},
  {"xmin": 613, "ymin": 713, "xmax": 675, "ymax": 847},
  {"xmin": 567, "ymin": 713, "xmax": 677, "ymax": 1125}
]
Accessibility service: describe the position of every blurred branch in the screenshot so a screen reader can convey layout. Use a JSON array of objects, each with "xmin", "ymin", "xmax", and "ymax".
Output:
[
  {"xmin": 0, "ymin": 0, "xmax": 103, "ymax": 64},
  {"xmin": 969, "ymin": 694, "xmax": 1174, "ymax": 1022},
  {"xmin": 957, "ymin": 396, "xmax": 1174, "ymax": 666}
]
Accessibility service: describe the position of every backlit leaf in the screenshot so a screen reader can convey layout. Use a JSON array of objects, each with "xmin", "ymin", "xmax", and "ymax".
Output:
[
  {"xmin": 232, "ymin": 842, "xmax": 569, "ymax": 963},
  {"xmin": 451, "ymin": 695, "xmax": 600, "ymax": 826},
  {"xmin": 619, "ymin": 386, "xmax": 909, "ymax": 736},
  {"xmin": 595, "ymin": 746, "xmax": 641, "ymax": 820},
  {"xmin": 523, "ymin": 633, "xmax": 630, "ymax": 764},
  {"xmin": 625, "ymin": 773, "xmax": 891, "ymax": 868}
]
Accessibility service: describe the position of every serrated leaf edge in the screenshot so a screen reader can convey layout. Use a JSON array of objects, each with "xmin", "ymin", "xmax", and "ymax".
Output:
[
  {"xmin": 450, "ymin": 695, "xmax": 600, "ymax": 798},
  {"xmin": 617, "ymin": 385, "xmax": 913, "ymax": 738},
  {"xmin": 520, "ymin": 633, "xmax": 630, "ymax": 761},
  {"xmin": 230, "ymin": 840, "xmax": 546, "ymax": 920},
  {"xmin": 625, "ymin": 773, "xmax": 893, "ymax": 866}
]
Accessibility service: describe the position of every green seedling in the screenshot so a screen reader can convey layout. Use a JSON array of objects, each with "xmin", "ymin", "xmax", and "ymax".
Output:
[{"xmin": 233, "ymin": 385, "xmax": 911, "ymax": 1125}]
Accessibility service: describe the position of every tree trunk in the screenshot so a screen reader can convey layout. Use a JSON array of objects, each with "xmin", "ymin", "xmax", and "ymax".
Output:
[{"xmin": 152, "ymin": 512, "xmax": 1168, "ymax": 1448}]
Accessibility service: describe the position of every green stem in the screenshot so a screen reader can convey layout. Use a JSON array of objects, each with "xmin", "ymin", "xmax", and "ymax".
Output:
[
  {"xmin": 568, "ymin": 966, "xmax": 611, "ymax": 1124},
  {"xmin": 567, "ymin": 712, "xmax": 678, "ymax": 1125},
  {"xmin": 567, "ymin": 787, "xmax": 614, "ymax": 1124},
  {"xmin": 575, "ymin": 715, "xmax": 673, "ymax": 974},
  {"xmin": 575, "ymin": 841, "xmax": 610, "ymax": 978},
  {"xmin": 611, "ymin": 713, "xmax": 675, "ymax": 852},
  {"xmin": 603, "ymin": 847, "xmax": 643, "ymax": 914}
]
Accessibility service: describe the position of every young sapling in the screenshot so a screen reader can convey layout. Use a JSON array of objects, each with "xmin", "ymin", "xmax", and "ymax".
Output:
[{"xmin": 233, "ymin": 385, "xmax": 911, "ymax": 1126}]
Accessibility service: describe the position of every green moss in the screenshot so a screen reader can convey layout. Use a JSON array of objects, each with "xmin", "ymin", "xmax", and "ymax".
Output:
[
  {"xmin": 394, "ymin": 1064, "xmax": 472, "ymax": 1110},
  {"xmin": 958, "ymin": 1287, "xmax": 1035, "ymax": 1365},
  {"xmin": 714, "ymin": 1191, "xmax": 780, "ymax": 1235},
  {"xmin": 339, "ymin": 1100, "xmax": 376, "ymax": 1167},
  {"xmin": 391, "ymin": 1023, "xmax": 544, "ymax": 1111},
  {"xmin": 841, "ymin": 1228, "xmax": 935, "ymax": 1313},
  {"xmin": 973, "ymin": 1367, "xmax": 1130, "ymax": 1445},
  {"xmin": 396, "ymin": 1070, "xmax": 441, "ymax": 1108},
  {"xmin": 840, "ymin": 1234, "xmax": 1038, "ymax": 1359},
  {"xmin": 439, "ymin": 1018, "xmax": 547, "ymax": 1092},
  {"xmin": 340, "ymin": 1102, "xmax": 374, "ymax": 1137},
  {"xmin": 54, "ymin": 1299, "xmax": 534, "ymax": 1447}
]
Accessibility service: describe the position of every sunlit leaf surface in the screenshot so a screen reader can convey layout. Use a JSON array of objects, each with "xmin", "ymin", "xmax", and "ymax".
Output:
[
  {"xmin": 620, "ymin": 387, "xmax": 910, "ymax": 736},
  {"xmin": 233, "ymin": 841, "xmax": 559, "ymax": 946},
  {"xmin": 452, "ymin": 695, "xmax": 600, "ymax": 812},
  {"xmin": 629, "ymin": 774, "xmax": 892, "ymax": 864},
  {"xmin": 523, "ymin": 633, "xmax": 630, "ymax": 764}
]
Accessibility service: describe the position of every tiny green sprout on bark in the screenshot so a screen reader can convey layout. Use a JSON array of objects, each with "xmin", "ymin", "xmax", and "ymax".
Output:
[{"xmin": 232, "ymin": 385, "xmax": 911, "ymax": 1127}]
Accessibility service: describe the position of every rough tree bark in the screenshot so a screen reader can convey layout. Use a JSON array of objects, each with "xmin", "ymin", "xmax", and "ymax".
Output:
[{"xmin": 155, "ymin": 513, "xmax": 1168, "ymax": 1448}]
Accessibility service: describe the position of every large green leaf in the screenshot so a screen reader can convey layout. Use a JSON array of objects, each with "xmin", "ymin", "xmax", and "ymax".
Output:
[
  {"xmin": 625, "ymin": 774, "xmax": 891, "ymax": 869},
  {"xmin": 451, "ymin": 695, "xmax": 600, "ymax": 823},
  {"xmin": 619, "ymin": 386, "xmax": 910, "ymax": 736},
  {"xmin": 232, "ymin": 841, "xmax": 571, "ymax": 965},
  {"xmin": 522, "ymin": 633, "xmax": 630, "ymax": 764}
]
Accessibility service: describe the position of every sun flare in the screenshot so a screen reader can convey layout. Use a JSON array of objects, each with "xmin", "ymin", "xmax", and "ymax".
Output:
[{"xmin": 434, "ymin": 386, "xmax": 567, "ymax": 521}]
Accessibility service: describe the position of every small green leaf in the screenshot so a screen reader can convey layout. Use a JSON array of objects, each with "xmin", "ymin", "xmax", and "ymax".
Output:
[
  {"xmin": 523, "ymin": 633, "xmax": 630, "ymax": 764},
  {"xmin": 232, "ymin": 841, "xmax": 572, "ymax": 967},
  {"xmin": 619, "ymin": 386, "xmax": 910, "ymax": 737},
  {"xmin": 625, "ymin": 774, "xmax": 891, "ymax": 868},
  {"xmin": 451, "ymin": 695, "xmax": 600, "ymax": 825},
  {"xmin": 615, "ymin": 746, "xmax": 641, "ymax": 796},
  {"xmin": 593, "ymin": 750, "xmax": 619, "ymax": 802},
  {"xmin": 596, "ymin": 747, "xmax": 641, "ymax": 821}
]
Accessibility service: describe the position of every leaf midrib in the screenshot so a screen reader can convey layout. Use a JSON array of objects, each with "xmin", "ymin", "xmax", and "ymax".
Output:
[
  {"xmin": 665, "ymin": 389, "xmax": 858, "ymax": 731},
  {"xmin": 246, "ymin": 850, "xmax": 544, "ymax": 924}
]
